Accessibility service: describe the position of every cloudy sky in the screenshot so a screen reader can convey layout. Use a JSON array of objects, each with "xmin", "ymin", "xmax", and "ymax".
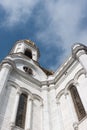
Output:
[{"xmin": 0, "ymin": 0, "xmax": 87, "ymax": 71}]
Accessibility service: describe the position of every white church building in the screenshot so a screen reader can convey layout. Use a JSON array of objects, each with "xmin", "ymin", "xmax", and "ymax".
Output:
[{"xmin": 0, "ymin": 39, "xmax": 87, "ymax": 130}]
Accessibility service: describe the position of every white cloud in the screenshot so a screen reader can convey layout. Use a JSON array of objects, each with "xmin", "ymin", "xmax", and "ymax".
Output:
[
  {"xmin": 1, "ymin": 0, "xmax": 87, "ymax": 70},
  {"xmin": 0, "ymin": 0, "xmax": 39, "ymax": 26},
  {"xmin": 42, "ymin": 0, "xmax": 86, "ymax": 45},
  {"xmin": 36, "ymin": 0, "xmax": 87, "ymax": 69}
]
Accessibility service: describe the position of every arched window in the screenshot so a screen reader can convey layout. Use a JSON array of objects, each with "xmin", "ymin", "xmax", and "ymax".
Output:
[
  {"xmin": 16, "ymin": 93, "xmax": 27, "ymax": 128},
  {"xmin": 24, "ymin": 49, "xmax": 32, "ymax": 59},
  {"xmin": 70, "ymin": 85, "xmax": 86, "ymax": 121},
  {"xmin": 23, "ymin": 66, "xmax": 33, "ymax": 75}
]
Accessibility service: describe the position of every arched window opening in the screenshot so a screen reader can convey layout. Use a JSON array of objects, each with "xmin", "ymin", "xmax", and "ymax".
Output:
[
  {"xmin": 24, "ymin": 49, "xmax": 32, "ymax": 59},
  {"xmin": 23, "ymin": 66, "xmax": 28, "ymax": 72},
  {"xmin": 70, "ymin": 85, "xmax": 86, "ymax": 121},
  {"xmin": 28, "ymin": 68, "xmax": 33, "ymax": 75},
  {"xmin": 16, "ymin": 93, "xmax": 27, "ymax": 129},
  {"xmin": 23, "ymin": 66, "xmax": 33, "ymax": 75}
]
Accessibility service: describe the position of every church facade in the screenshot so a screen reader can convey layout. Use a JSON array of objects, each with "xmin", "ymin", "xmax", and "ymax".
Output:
[{"xmin": 0, "ymin": 40, "xmax": 87, "ymax": 130}]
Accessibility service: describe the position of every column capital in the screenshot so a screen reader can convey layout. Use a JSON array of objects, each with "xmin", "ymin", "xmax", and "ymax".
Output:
[
  {"xmin": 16, "ymin": 88, "xmax": 22, "ymax": 95},
  {"xmin": 10, "ymin": 122, "xmax": 15, "ymax": 130},
  {"xmin": 73, "ymin": 81, "xmax": 79, "ymax": 87},
  {"xmin": 73, "ymin": 122, "xmax": 78, "ymax": 130},
  {"xmin": 64, "ymin": 92, "xmax": 69, "ymax": 99},
  {"xmin": 56, "ymin": 99, "xmax": 60, "ymax": 105},
  {"xmin": 28, "ymin": 95, "xmax": 33, "ymax": 101},
  {"xmin": 10, "ymin": 122, "xmax": 15, "ymax": 126}
]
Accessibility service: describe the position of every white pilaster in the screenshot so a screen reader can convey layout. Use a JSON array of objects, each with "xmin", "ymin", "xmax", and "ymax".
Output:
[
  {"xmin": 65, "ymin": 92, "xmax": 78, "ymax": 129},
  {"xmin": 76, "ymin": 50, "xmax": 87, "ymax": 72},
  {"xmin": 56, "ymin": 100, "xmax": 64, "ymax": 130},
  {"xmin": 42, "ymin": 85, "xmax": 50, "ymax": 130},
  {"xmin": 49, "ymin": 85, "xmax": 60, "ymax": 130},
  {"xmin": 0, "ymin": 63, "xmax": 12, "ymax": 96},
  {"xmin": 10, "ymin": 88, "xmax": 21, "ymax": 128},
  {"xmin": 0, "ymin": 63, "xmax": 12, "ymax": 106},
  {"xmin": 25, "ymin": 95, "xmax": 33, "ymax": 130}
]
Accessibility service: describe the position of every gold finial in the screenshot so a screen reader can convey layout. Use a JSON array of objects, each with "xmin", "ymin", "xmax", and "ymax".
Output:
[{"xmin": 24, "ymin": 39, "xmax": 35, "ymax": 46}]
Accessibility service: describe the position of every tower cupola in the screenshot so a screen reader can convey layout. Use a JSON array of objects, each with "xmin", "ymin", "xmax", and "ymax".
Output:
[{"xmin": 10, "ymin": 39, "xmax": 40, "ymax": 61}]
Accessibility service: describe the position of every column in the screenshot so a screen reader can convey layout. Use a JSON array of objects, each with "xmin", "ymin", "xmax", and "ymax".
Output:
[
  {"xmin": 42, "ymin": 85, "xmax": 50, "ymax": 130},
  {"xmin": 65, "ymin": 92, "xmax": 77, "ymax": 122},
  {"xmin": 0, "ymin": 63, "xmax": 12, "ymax": 101},
  {"xmin": 49, "ymin": 84, "xmax": 60, "ymax": 130},
  {"xmin": 25, "ymin": 95, "xmax": 33, "ymax": 130},
  {"xmin": 76, "ymin": 50, "xmax": 87, "ymax": 72},
  {"xmin": 65, "ymin": 92, "xmax": 78, "ymax": 129},
  {"xmin": 10, "ymin": 88, "xmax": 21, "ymax": 129},
  {"xmin": 56, "ymin": 100, "xmax": 65, "ymax": 130}
]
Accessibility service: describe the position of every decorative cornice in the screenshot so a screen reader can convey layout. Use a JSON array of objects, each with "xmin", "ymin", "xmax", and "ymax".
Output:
[
  {"xmin": 64, "ymin": 91, "xmax": 69, "ymax": 98},
  {"xmin": 75, "ymin": 50, "xmax": 86, "ymax": 59},
  {"xmin": 72, "ymin": 43, "xmax": 87, "ymax": 59},
  {"xmin": 0, "ymin": 48, "xmax": 85, "ymax": 92},
  {"xmin": 4, "ymin": 52, "xmax": 75, "ymax": 86},
  {"xmin": 74, "ymin": 68, "xmax": 86, "ymax": 80},
  {"xmin": 54, "ymin": 60, "xmax": 78, "ymax": 87},
  {"xmin": 1, "ymin": 59, "xmax": 16, "ymax": 69}
]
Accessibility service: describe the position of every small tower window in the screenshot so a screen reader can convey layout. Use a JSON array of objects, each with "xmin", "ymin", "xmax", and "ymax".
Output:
[
  {"xmin": 28, "ymin": 68, "xmax": 33, "ymax": 75},
  {"xmin": 16, "ymin": 93, "xmax": 27, "ymax": 129},
  {"xmin": 23, "ymin": 66, "xmax": 28, "ymax": 72},
  {"xmin": 70, "ymin": 85, "xmax": 86, "ymax": 121},
  {"xmin": 24, "ymin": 49, "xmax": 32, "ymax": 59},
  {"xmin": 23, "ymin": 66, "xmax": 33, "ymax": 75}
]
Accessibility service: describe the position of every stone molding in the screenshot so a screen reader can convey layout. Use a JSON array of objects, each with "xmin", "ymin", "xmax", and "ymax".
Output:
[
  {"xmin": 72, "ymin": 43, "xmax": 87, "ymax": 59},
  {"xmin": 56, "ymin": 89, "xmax": 64, "ymax": 102},
  {"xmin": 1, "ymin": 59, "xmax": 15, "ymax": 69},
  {"xmin": 76, "ymin": 50, "xmax": 86, "ymax": 59},
  {"xmin": 0, "ymin": 48, "xmax": 86, "ymax": 92}
]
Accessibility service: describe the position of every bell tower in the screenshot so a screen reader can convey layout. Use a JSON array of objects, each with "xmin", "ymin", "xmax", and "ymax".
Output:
[
  {"xmin": 0, "ymin": 39, "xmax": 48, "ymax": 130},
  {"xmin": 0, "ymin": 40, "xmax": 87, "ymax": 130},
  {"xmin": 8, "ymin": 39, "xmax": 47, "ymax": 81},
  {"xmin": 10, "ymin": 39, "xmax": 40, "ymax": 61}
]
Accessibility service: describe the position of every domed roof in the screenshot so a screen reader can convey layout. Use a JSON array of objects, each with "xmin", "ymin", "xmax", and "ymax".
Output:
[{"xmin": 16, "ymin": 39, "xmax": 37, "ymax": 48}]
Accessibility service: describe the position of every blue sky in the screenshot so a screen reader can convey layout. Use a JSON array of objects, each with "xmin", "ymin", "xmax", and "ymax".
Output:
[{"xmin": 0, "ymin": 0, "xmax": 87, "ymax": 71}]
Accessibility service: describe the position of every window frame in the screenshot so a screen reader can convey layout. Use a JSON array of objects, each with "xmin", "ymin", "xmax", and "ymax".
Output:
[
  {"xmin": 70, "ymin": 85, "xmax": 86, "ymax": 121},
  {"xmin": 15, "ymin": 93, "xmax": 28, "ymax": 129}
]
